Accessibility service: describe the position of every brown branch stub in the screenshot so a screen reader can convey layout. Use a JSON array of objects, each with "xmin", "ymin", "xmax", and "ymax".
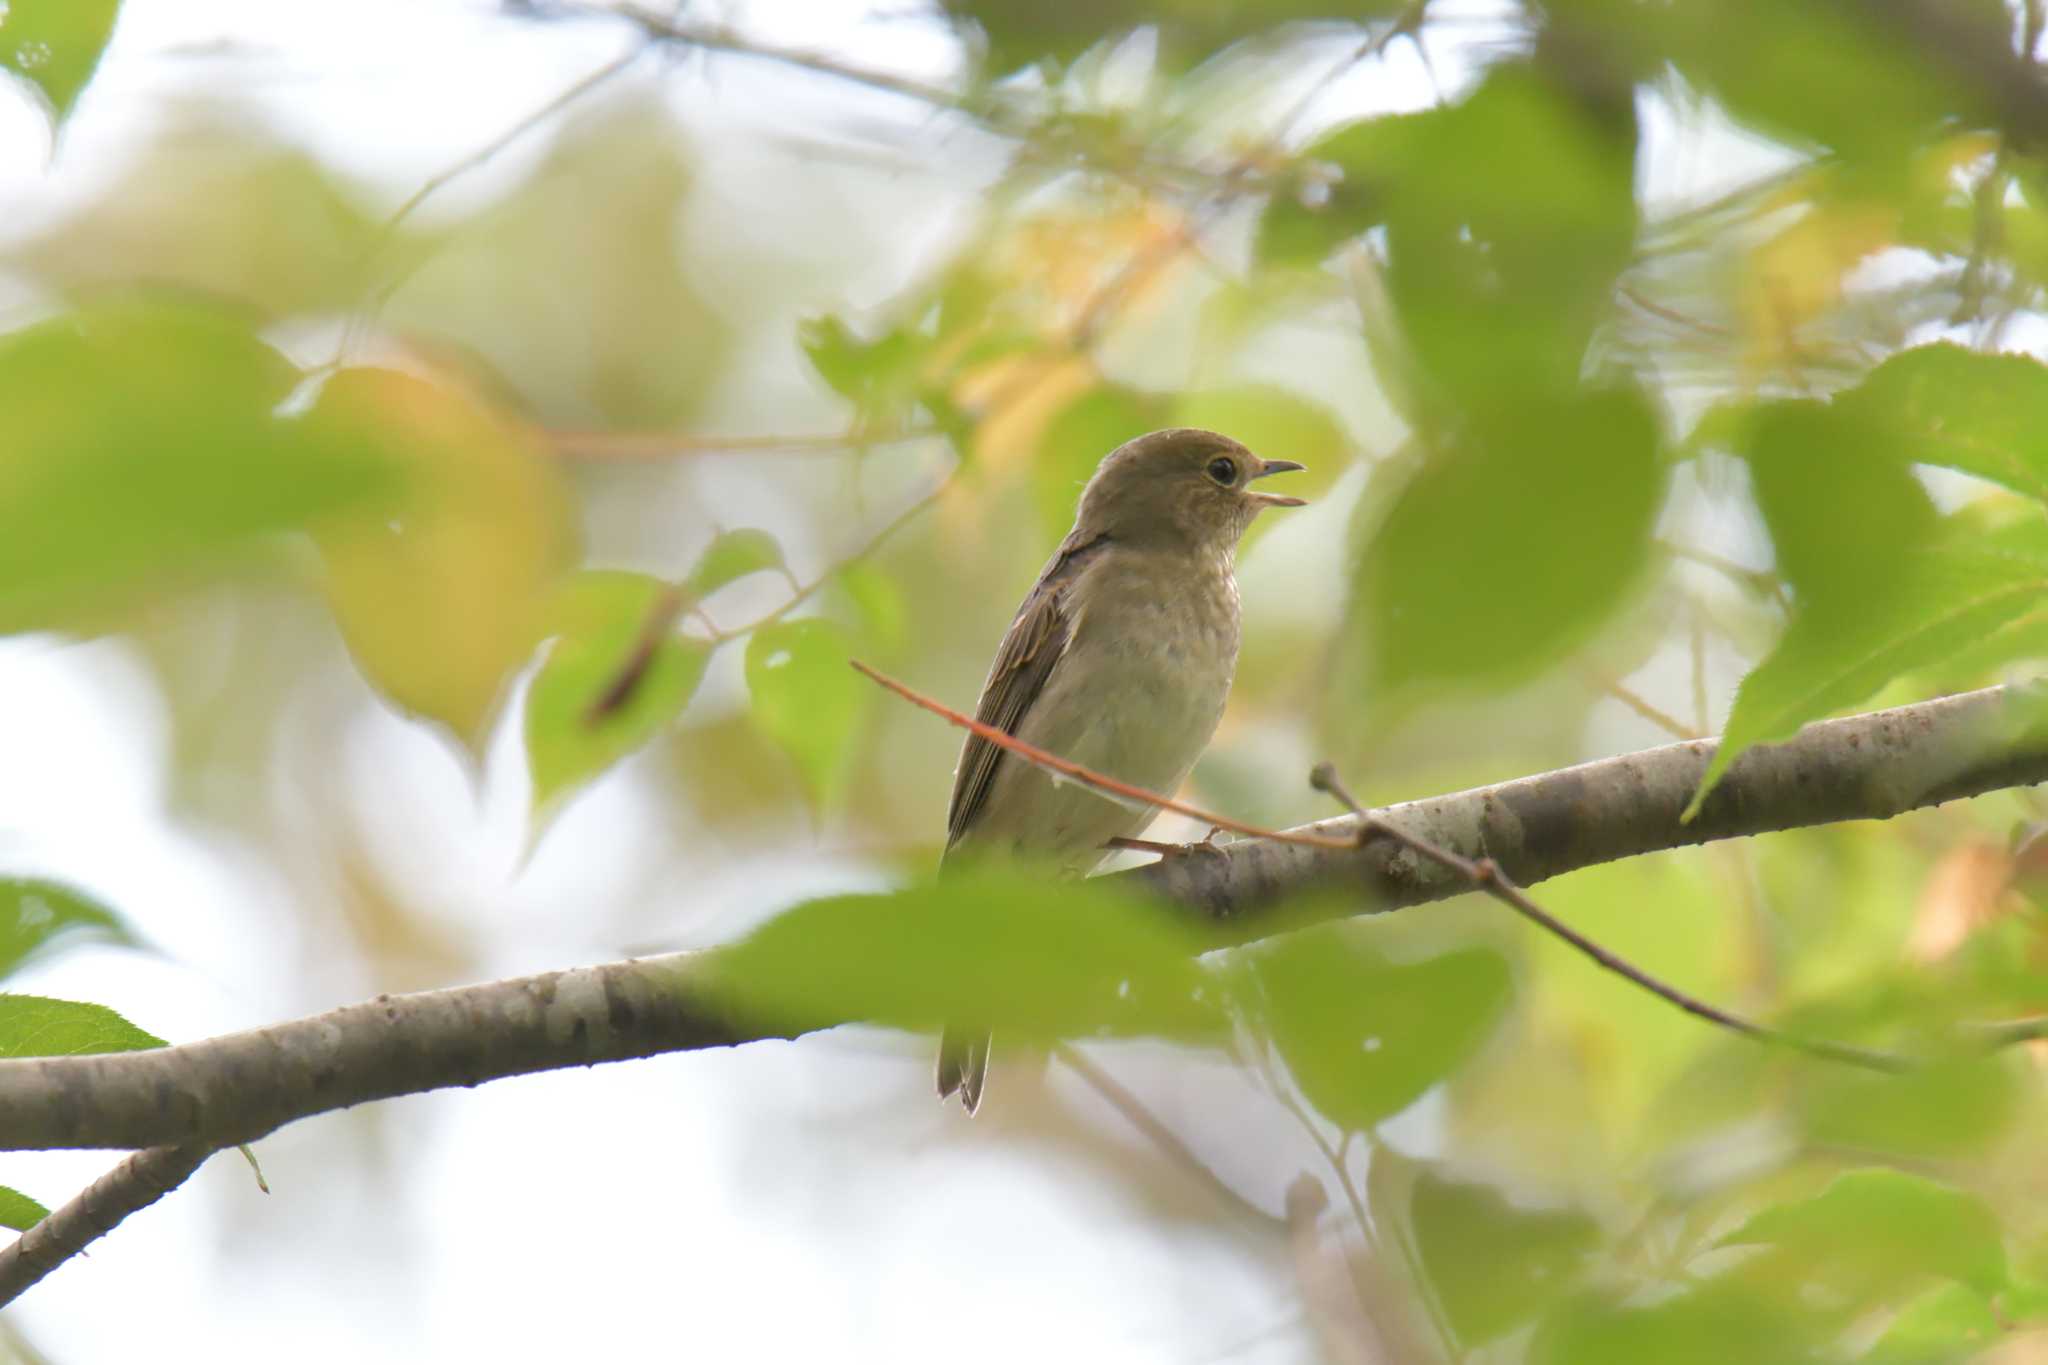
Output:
[{"xmin": 0, "ymin": 1144, "xmax": 214, "ymax": 1307}]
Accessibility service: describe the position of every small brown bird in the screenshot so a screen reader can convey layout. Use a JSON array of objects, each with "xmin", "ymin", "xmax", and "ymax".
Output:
[{"xmin": 937, "ymin": 427, "xmax": 1306, "ymax": 1113}]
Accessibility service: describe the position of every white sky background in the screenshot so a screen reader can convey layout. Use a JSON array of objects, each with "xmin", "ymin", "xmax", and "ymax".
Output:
[{"xmin": 0, "ymin": 1, "xmax": 1920, "ymax": 1360}]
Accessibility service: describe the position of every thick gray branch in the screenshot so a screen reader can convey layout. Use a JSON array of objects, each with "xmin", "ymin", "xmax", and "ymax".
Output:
[
  {"xmin": 1, "ymin": 684, "xmax": 2041, "ymax": 1155},
  {"xmin": 1139, "ymin": 684, "xmax": 2048, "ymax": 927}
]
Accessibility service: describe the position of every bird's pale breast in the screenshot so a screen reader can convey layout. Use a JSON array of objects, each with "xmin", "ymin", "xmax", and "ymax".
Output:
[{"xmin": 968, "ymin": 546, "xmax": 1240, "ymax": 873}]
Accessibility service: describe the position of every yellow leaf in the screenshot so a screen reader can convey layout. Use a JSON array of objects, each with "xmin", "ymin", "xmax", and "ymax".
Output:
[{"xmin": 309, "ymin": 368, "xmax": 576, "ymax": 754}]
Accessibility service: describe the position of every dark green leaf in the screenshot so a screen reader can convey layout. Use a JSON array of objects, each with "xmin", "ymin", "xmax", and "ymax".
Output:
[
  {"xmin": 1838, "ymin": 344, "xmax": 2048, "ymax": 504},
  {"xmin": 1723, "ymin": 1170, "xmax": 2007, "ymax": 1299},
  {"xmin": 1351, "ymin": 386, "xmax": 1665, "ymax": 713},
  {"xmin": 687, "ymin": 529, "xmax": 787, "ymax": 598},
  {"xmin": 1, "ymin": 0, "xmax": 122, "ymax": 125},
  {"xmin": 1689, "ymin": 518, "xmax": 2048, "ymax": 814},
  {"xmin": 1411, "ymin": 1173, "xmax": 1600, "ymax": 1347},
  {"xmin": 0, "ymin": 994, "xmax": 164, "ymax": 1058},
  {"xmin": 745, "ymin": 618, "xmax": 869, "ymax": 809},
  {"xmin": 525, "ymin": 571, "xmax": 710, "ymax": 827},
  {"xmin": 0, "ymin": 1185, "xmax": 48, "ymax": 1232},
  {"xmin": 1247, "ymin": 927, "xmax": 1511, "ymax": 1129},
  {"xmin": 0, "ymin": 878, "xmax": 138, "ymax": 981},
  {"xmin": 0, "ymin": 297, "xmax": 401, "ymax": 634},
  {"xmin": 701, "ymin": 866, "xmax": 1222, "ymax": 1041}
]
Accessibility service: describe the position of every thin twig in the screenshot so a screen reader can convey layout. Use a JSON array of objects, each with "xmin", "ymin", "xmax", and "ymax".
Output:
[
  {"xmin": 1585, "ymin": 671, "xmax": 1703, "ymax": 740},
  {"xmin": 1053, "ymin": 1043, "xmax": 1275, "ymax": 1229},
  {"xmin": 703, "ymin": 484, "xmax": 942, "ymax": 644},
  {"xmin": 549, "ymin": 424, "xmax": 941, "ymax": 460},
  {"xmin": 1305, "ymin": 763, "xmax": 1909, "ymax": 1073},
  {"xmin": 0, "ymin": 1144, "xmax": 214, "ymax": 1307},
  {"xmin": 850, "ymin": 662, "xmax": 1359, "ymax": 851}
]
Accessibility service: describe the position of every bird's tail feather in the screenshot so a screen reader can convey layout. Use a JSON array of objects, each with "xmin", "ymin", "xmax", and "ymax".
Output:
[{"xmin": 936, "ymin": 1027, "xmax": 990, "ymax": 1114}]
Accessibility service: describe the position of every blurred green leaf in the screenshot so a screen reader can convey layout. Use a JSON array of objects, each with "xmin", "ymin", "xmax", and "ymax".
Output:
[
  {"xmin": 702, "ymin": 866, "xmax": 1222, "ymax": 1040},
  {"xmin": 0, "ymin": 1186, "xmax": 49, "ymax": 1233},
  {"xmin": 1533, "ymin": 1275, "xmax": 1831, "ymax": 1365},
  {"xmin": 687, "ymin": 529, "xmax": 787, "ymax": 598},
  {"xmin": 1795, "ymin": 1055, "xmax": 2017, "ymax": 1159},
  {"xmin": 1723, "ymin": 1170, "xmax": 2007, "ymax": 1299},
  {"xmin": 308, "ymin": 367, "xmax": 576, "ymax": 754},
  {"xmin": 1837, "ymin": 344, "xmax": 2048, "ymax": 504},
  {"xmin": 1865, "ymin": 1282, "xmax": 2001, "ymax": 1365},
  {"xmin": 0, "ymin": 879, "xmax": 138, "ymax": 982},
  {"xmin": 1689, "ymin": 517, "xmax": 2048, "ymax": 815},
  {"xmin": 745, "ymin": 618, "xmax": 869, "ymax": 809},
  {"xmin": 0, "ymin": 297, "xmax": 398, "ymax": 634},
  {"xmin": 1246, "ymin": 926, "xmax": 1511, "ymax": 1129},
  {"xmin": 1411, "ymin": 1172, "xmax": 1600, "ymax": 1347},
  {"xmin": 525, "ymin": 571, "xmax": 710, "ymax": 828},
  {"xmin": 1033, "ymin": 384, "xmax": 1166, "ymax": 539},
  {"xmin": 1738, "ymin": 400, "xmax": 1936, "ymax": 610},
  {"xmin": 0, "ymin": 0, "xmax": 121, "ymax": 125},
  {"xmin": 1351, "ymin": 386, "xmax": 1664, "ymax": 713},
  {"xmin": 832, "ymin": 561, "xmax": 908, "ymax": 654},
  {"xmin": 0, "ymin": 994, "xmax": 164, "ymax": 1058},
  {"xmin": 798, "ymin": 316, "xmax": 927, "ymax": 424},
  {"xmin": 1258, "ymin": 111, "xmax": 1427, "ymax": 268}
]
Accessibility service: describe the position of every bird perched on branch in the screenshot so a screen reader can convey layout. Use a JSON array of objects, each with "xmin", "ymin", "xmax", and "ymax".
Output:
[{"xmin": 938, "ymin": 427, "xmax": 1306, "ymax": 1113}]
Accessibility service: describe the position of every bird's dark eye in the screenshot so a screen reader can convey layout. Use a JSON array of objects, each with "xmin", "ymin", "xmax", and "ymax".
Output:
[{"xmin": 1206, "ymin": 456, "xmax": 1238, "ymax": 486}]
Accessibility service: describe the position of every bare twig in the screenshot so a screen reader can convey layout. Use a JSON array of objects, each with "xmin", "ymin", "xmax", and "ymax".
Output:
[
  {"xmin": 1585, "ymin": 671, "xmax": 1704, "ymax": 740},
  {"xmin": 550, "ymin": 424, "xmax": 940, "ymax": 460},
  {"xmin": 1053, "ymin": 1043, "xmax": 1274, "ymax": 1229},
  {"xmin": 1305, "ymin": 762, "xmax": 1907, "ymax": 1073},
  {"xmin": 849, "ymin": 661, "xmax": 1359, "ymax": 851},
  {"xmin": 0, "ymin": 1144, "xmax": 214, "ymax": 1307}
]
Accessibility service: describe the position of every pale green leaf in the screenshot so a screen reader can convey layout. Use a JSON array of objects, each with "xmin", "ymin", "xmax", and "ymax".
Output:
[
  {"xmin": 1723, "ymin": 1170, "xmax": 2007, "ymax": 1297},
  {"xmin": 0, "ymin": 994, "xmax": 164, "ymax": 1059},
  {"xmin": 745, "ymin": 618, "xmax": 868, "ymax": 809},
  {"xmin": 1, "ymin": 0, "xmax": 122, "ymax": 125},
  {"xmin": 687, "ymin": 529, "xmax": 786, "ymax": 598},
  {"xmin": 0, "ymin": 878, "xmax": 138, "ymax": 981},
  {"xmin": 701, "ymin": 866, "xmax": 1223, "ymax": 1042},
  {"xmin": 1838, "ymin": 344, "xmax": 2048, "ymax": 504}
]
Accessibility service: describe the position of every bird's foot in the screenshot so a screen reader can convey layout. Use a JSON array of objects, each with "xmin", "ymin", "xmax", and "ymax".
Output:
[{"xmin": 1104, "ymin": 829, "xmax": 1232, "ymax": 862}]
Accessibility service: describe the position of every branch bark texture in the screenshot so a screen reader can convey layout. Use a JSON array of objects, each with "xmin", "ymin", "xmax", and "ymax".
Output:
[{"xmin": 3, "ymin": 684, "xmax": 2042, "ymax": 1155}]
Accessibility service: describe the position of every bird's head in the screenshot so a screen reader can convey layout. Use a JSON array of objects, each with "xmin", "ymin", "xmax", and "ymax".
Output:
[{"xmin": 1073, "ymin": 428, "xmax": 1306, "ymax": 554}]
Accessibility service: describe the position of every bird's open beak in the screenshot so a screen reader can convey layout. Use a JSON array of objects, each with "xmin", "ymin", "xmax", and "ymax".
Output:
[{"xmin": 1248, "ymin": 459, "xmax": 1307, "ymax": 508}]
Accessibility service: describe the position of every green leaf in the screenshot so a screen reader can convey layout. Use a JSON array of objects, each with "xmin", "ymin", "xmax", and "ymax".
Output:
[
  {"xmin": 1246, "ymin": 927, "xmax": 1511, "ymax": 1130},
  {"xmin": 1351, "ymin": 386, "xmax": 1665, "ymax": 712},
  {"xmin": 0, "ymin": 297, "xmax": 400, "ymax": 634},
  {"xmin": 1795, "ymin": 1055, "xmax": 2018, "ymax": 1160},
  {"xmin": 1533, "ymin": 1276, "xmax": 1832, "ymax": 1365},
  {"xmin": 524, "ymin": 571, "xmax": 710, "ymax": 827},
  {"xmin": 1, "ymin": 0, "xmax": 122, "ymax": 125},
  {"xmin": 745, "ymin": 618, "xmax": 869, "ymax": 810},
  {"xmin": 1865, "ymin": 1283, "xmax": 2001, "ymax": 1365},
  {"xmin": 0, "ymin": 879, "xmax": 138, "ymax": 981},
  {"xmin": 941, "ymin": 0, "xmax": 1398, "ymax": 77},
  {"xmin": 0, "ymin": 1185, "xmax": 49, "ymax": 1233},
  {"xmin": 1722, "ymin": 1170, "xmax": 2007, "ymax": 1300},
  {"xmin": 797, "ymin": 315, "xmax": 927, "ymax": 423},
  {"xmin": 687, "ymin": 529, "xmax": 787, "ymax": 598},
  {"xmin": 1258, "ymin": 111, "xmax": 1428, "ymax": 268},
  {"xmin": 1411, "ymin": 1173, "xmax": 1600, "ymax": 1347},
  {"xmin": 0, "ymin": 994, "xmax": 164, "ymax": 1058},
  {"xmin": 1687, "ymin": 518, "xmax": 2048, "ymax": 816},
  {"xmin": 1738, "ymin": 400, "xmax": 1936, "ymax": 610},
  {"xmin": 1837, "ymin": 343, "xmax": 2048, "ymax": 504},
  {"xmin": 701, "ymin": 866, "xmax": 1222, "ymax": 1041}
]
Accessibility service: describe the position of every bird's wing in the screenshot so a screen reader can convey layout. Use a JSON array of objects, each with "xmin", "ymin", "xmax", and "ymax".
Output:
[{"xmin": 944, "ymin": 534, "xmax": 1108, "ymax": 852}]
